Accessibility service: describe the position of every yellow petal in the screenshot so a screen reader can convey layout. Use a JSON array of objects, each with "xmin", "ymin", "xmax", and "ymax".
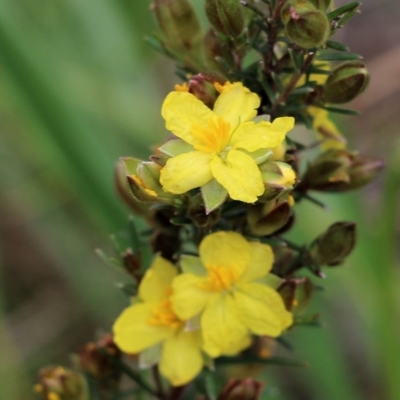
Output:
[
  {"xmin": 238, "ymin": 242, "xmax": 274, "ymax": 283},
  {"xmin": 159, "ymin": 329, "xmax": 203, "ymax": 386},
  {"xmin": 199, "ymin": 231, "xmax": 251, "ymax": 279},
  {"xmin": 213, "ymin": 82, "xmax": 260, "ymax": 128},
  {"xmin": 162, "ymin": 92, "xmax": 214, "ymax": 145},
  {"xmin": 210, "ymin": 150, "xmax": 264, "ymax": 202},
  {"xmin": 235, "ymin": 283, "xmax": 293, "ymax": 336},
  {"xmin": 160, "ymin": 151, "xmax": 213, "ymax": 194},
  {"xmin": 231, "ymin": 117, "xmax": 295, "ymax": 152},
  {"xmin": 171, "ymin": 274, "xmax": 211, "ymax": 320},
  {"xmin": 201, "ymin": 294, "xmax": 250, "ymax": 357},
  {"xmin": 139, "ymin": 256, "xmax": 177, "ymax": 303},
  {"xmin": 113, "ymin": 303, "xmax": 172, "ymax": 353}
]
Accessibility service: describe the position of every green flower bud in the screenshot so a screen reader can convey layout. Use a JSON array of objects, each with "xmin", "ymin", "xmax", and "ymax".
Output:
[
  {"xmin": 118, "ymin": 158, "xmax": 175, "ymax": 204},
  {"xmin": 205, "ymin": 0, "xmax": 245, "ymax": 38},
  {"xmin": 310, "ymin": 222, "xmax": 356, "ymax": 266},
  {"xmin": 115, "ymin": 158, "xmax": 153, "ymax": 217},
  {"xmin": 308, "ymin": 0, "xmax": 331, "ymax": 11},
  {"xmin": 247, "ymin": 195, "xmax": 293, "ymax": 236},
  {"xmin": 323, "ymin": 61, "xmax": 370, "ymax": 104},
  {"xmin": 279, "ymin": 278, "xmax": 314, "ymax": 314},
  {"xmin": 281, "ymin": 1, "xmax": 330, "ymax": 48},
  {"xmin": 259, "ymin": 161, "xmax": 297, "ymax": 201},
  {"xmin": 152, "ymin": 0, "xmax": 201, "ymax": 48},
  {"xmin": 34, "ymin": 366, "xmax": 88, "ymax": 400},
  {"xmin": 188, "ymin": 73, "xmax": 225, "ymax": 108},
  {"xmin": 217, "ymin": 378, "xmax": 263, "ymax": 400},
  {"xmin": 300, "ymin": 149, "xmax": 384, "ymax": 192},
  {"xmin": 78, "ymin": 334, "xmax": 121, "ymax": 387}
]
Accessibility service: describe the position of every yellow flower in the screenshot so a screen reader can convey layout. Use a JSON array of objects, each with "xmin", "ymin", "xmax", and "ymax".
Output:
[
  {"xmin": 159, "ymin": 82, "xmax": 294, "ymax": 203},
  {"xmin": 113, "ymin": 256, "xmax": 203, "ymax": 386},
  {"xmin": 171, "ymin": 232, "xmax": 292, "ymax": 358}
]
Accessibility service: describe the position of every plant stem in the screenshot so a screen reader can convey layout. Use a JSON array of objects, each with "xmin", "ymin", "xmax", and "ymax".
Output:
[
  {"xmin": 152, "ymin": 366, "xmax": 165, "ymax": 399},
  {"xmin": 270, "ymin": 52, "xmax": 315, "ymax": 114},
  {"xmin": 165, "ymin": 385, "xmax": 187, "ymax": 400}
]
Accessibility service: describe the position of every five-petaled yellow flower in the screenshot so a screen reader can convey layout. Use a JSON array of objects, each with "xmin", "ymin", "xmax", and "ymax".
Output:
[
  {"xmin": 171, "ymin": 231, "xmax": 293, "ymax": 358},
  {"xmin": 113, "ymin": 256, "xmax": 203, "ymax": 386},
  {"xmin": 159, "ymin": 82, "xmax": 294, "ymax": 203}
]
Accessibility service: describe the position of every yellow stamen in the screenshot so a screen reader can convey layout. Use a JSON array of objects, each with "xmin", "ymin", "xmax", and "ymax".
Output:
[
  {"xmin": 199, "ymin": 265, "xmax": 238, "ymax": 292},
  {"xmin": 191, "ymin": 116, "xmax": 231, "ymax": 153},
  {"xmin": 148, "ymin": 291, "xmax": 181, "ymax": 329},
  {"xmin": 174, "ymin": 83, "xmax": 189, "ymax": 92}
]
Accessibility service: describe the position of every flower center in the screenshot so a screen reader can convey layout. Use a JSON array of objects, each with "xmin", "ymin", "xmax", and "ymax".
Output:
[
  {"xmin": 199, "ymin": 265, "xmax": 239, "ymax": 292},
  {"xmin": 148, "ymin": 291, "xmax": 181, "ymax": 329},
  {"xmin": 191, "ymin": 116, "xmax": 231, "ymax": 153}
]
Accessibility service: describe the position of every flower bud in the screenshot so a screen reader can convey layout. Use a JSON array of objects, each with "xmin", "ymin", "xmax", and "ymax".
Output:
[
  {"xmin": 205, "ymin": 0, "xmax": 245, "ymax": 38},
  {"xmin": 76, "ymin": 334, "xmax": 121, "ymax": 394},
  {"xmin": 279, "ymin": 278, "xmax": 314, "ymax": 314},
  {"xmin": 300, "ymin": 149, "xmax": 384, "ymax": 192},
  {"xmin": 115, "ymin": 159, "xmax": 153, "ymax": 217},
  {"xmin": 217, "ymin": 378, "xmax": 263, "ymax": 400},
  {"xmin": 187, "ymin": 73, "xmax": 226, "ymax": 108},
  {"xmin": 310, "ymin": 222, "xmax": 356, "ymax": 266},
  {"xmin": 258, "ymin": 161, "xmax": 297, "ymax": 202},
  {"xmin": 281, "ymin": 1, "xmax": 330, "ymax": 48},
  {"xmin": 323, "ymin": 61, "xmax": 370, "ymax": 104},
  {"xmin": 247, "ymin": 195, "xmax": 293, "ymax": 236},
  {"xmin": 34, "ymin": 366, "xmax": 88, "ymax": 400},
  {"xmin": 152, "ymin": 0, "xmax": 202, "ymax": 54}
]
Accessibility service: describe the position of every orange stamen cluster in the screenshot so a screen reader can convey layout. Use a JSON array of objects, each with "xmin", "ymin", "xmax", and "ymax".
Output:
[
  {"xmin": 199, "ymin": 265, "xmax": 239, "ymax": 292},
  {"xmin": 192, "ymin": 116, "xmax": 231, "ymax": 153}
]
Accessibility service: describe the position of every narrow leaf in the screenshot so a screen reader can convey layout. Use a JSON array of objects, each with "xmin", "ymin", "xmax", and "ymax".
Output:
[
  {"xmin": 316, "ymin": 52, "xmax": 361, "ymax": 61},
  {"xmin": 320, "ymin": 106, "xmax": 360, "ymax": 116},
  {"xmin": 327, "ymin": 2, "xmax": 360, "ymax": 21},
  {"xmin": 216, "ymin": 355, "xmax": 308, "ymax": 367},
  {"xmin": 325, "ymin": 40, "xmax": 349, "ymax": 52}
]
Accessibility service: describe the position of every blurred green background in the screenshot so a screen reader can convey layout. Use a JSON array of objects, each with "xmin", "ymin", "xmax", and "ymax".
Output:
[{"xmin": 1, "ymin": 0, "xmax": 399, "ymax": 399}]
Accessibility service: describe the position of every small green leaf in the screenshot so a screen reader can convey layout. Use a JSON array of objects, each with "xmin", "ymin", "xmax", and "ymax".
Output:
[
  {"xmin": 325, "ymin": 40, "xmax": 349, "ymax": 52},
  {"xmin": 144, "ymin": 34, "xmax": 171, "ymax": 56},
  {"xmin": 290, "ymin": 85, "xmax": 316, "ymax": 95},
  {"xmin": 201, "ymin": 179, "xmax": 228, "ymax": 214},
  {"xmin": 316, "ymin": 52, "xmax": 361, "ymax": 61},
  {"xmin": 288, "ymin": 49, "xmax": 304, "ymax": 70},
  {"xmin": 216, "ymin": 355, "xmax": 308, "ymax": 367},
  {"xmin": 320, "ymin": 105, "xmax": 360, "ymax": 115},
  {"xmin": 203, "ymin": 369, "xmax": 217, "ymax": 400},
  {"xmin": 95, "ymin": 248, "xmax": 123, "ymax": 269},
  {"xmin": 327, "ymin": 2, "xmax": 360, "ymax": 21},
  {"xmin": 115, "ymin": 282, "xmax": 137, "ymax": 297},
  {"xmin": 294, "ymin": 313, "xmax": 322, "ymax": 326}
]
